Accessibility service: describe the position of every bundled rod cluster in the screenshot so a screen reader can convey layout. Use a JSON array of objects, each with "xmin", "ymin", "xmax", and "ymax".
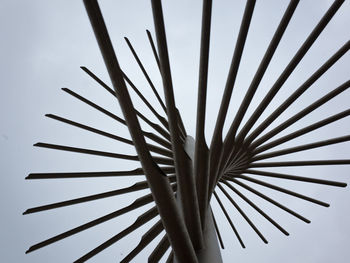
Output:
[{"xmin": 25, "ymin": 0, "xmax": 349, "ymax": 262}]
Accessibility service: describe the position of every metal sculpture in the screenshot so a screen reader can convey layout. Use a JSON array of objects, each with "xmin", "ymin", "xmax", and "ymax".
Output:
[{"xmin": 25, "ymin": 0, "xmax": 350, "ymax": 262}]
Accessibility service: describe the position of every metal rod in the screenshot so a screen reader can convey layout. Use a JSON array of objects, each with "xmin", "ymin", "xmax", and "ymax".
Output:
[
  {"xmin": 245, "ymin": 40, "xmax": 350, "ymax": 146},
  {"xmin": 250, "ymin": 159, "xmax": 350, "ymax": 167},
  {"xmin": 145, "ymin": 30, "xmax": 188, "ymax": 138},
  {"xmin": 151, "ymin": 0, "xmax": 203, "ymax": 252},
  {"xmin": 222, "ymin": 177, "xmax": 310, "ymax": 223},
  {"xmin": 148, "ymin": 234, "xmax": 170, "ymax": 263},
  {"xmin": 120, "ymin": 220, "xmax": 164, "ymax": 263},
  {"xmin": 46, "ymin": 113, "xmax": 172, "ymax": 158},
  {"xmin": 23, "ymin": 179, "xmax": 176, "ymax": 214},
  {"xmin": 146, "ymin": 29, "xmax": 161, "ymax": 71},
  {"xmin": 166, "ymin": 251, "xmax": 174, "ymax": 263},
  {"xmin": 244, "ymin": 169, "xmax": 346, "ymax": 187},
  {"xmin": 194, "ymin": 0, "xmax": 212, "ymax": 225},
  {"xmin": 208, "ymin": 0, "xmax": 256, "ymax": 199},
  {"xmin": 80, "ymin": 67, "xmax": 172, "ymax": 141},
  {"xmin": 81, "ymin": 66, "xmax": 169, "ymax": 131},
  {"xmin": 235, "ymin": 0, "xmax": 345, "ymax": 144},
  {"xmin": 254, "ymin": 108, "xmax": 350, "ymax": 154},
  {"xmin": 235, "ymin": 175, "xmax": 329, "ymax": 207},
  {"xmin": 26, "ymin": 169, "xmax": 175, "ymax": 180},
  {"xmin": 74, "ymin": 206, "xmax": 160, "ymax": 263},
  {"xmin": 250, "ymin": 79, "xmax": 350, "ymax": 150},
  {"xmin": 252, "ymin": 134, "xmax": 350, "ymax": 161},
  {"xmin": 61, "ymin": 87, "xmax": 172, "ymax": 149},
  {"xmin": 210, "ymin": 209, "xmax": 225, "ymax": 249},
  {"xmin": 220, "ymin": 181, "xmax": 289, "ymax": 236},
  {"xmin": 216, "ymin": 188, "xmax": 268, "ymax": 244},
  {"xmin": 33, "ymin": 142, "xmax": 173, "ymax": 165},
  {"xmin": 83, "ymin": 2, "xmax": 199, "ymax": 262},
  {"xmin": 223, "ymin": 0, "xmax": 299, "ymax": 153},
  {"xmin": 124, "ymin": 36, "xmax": 167, "ymax": 114},
  {"xmin": 212, "ymin": 191, "xmax": 245, "ymax": 248},
  {"xmin": 25, "ymin": 192, "xmax": 155, "ymax": 253}
]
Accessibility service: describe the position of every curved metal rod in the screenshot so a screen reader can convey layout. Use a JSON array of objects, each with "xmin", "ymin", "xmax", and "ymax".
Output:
[{"xmin": 250, "ymin": 159, "xmax": 350, "ymax": 168}]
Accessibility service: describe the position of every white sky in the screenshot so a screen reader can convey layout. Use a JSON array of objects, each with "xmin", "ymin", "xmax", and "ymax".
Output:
[{"xmin": 1, "ymin": 0, "xmax": 350, "ymax": 262}]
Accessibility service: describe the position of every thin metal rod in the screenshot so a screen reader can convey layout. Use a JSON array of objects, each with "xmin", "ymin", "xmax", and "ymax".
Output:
[
  {"xmin": 223, "ymin": 0, "xmax": 299, "ymax": 154},
  {"xmin": 124, "ymin": 36, "xmax": 167, "ymax": 114},
  {"xmin": 83, "ymin": 2, "xmax": 197, "ymax": 262},
  {"xmin": 166, "ymin": 251, "xmax": 174, "ymax": 263},
  {"xmin": 194, "ymin": 0, "xmax": 212, "ymax": 225},
  {"xmin": 46, "ymin": 113, "xmax": 172, "ymax": 158},
  {"xmin": 254, "ymin": 108, "xmax": 350, "ymax": 154},
  {"xmin": 122, "ymin": 70, "xmax": 169, "ymax": 130},
  {"xmin": 245, "ymin": 40, "xmax": 350, "ymax": 146},
  {"xmin": 210, "ymin": 209, "xmax": 225, "ymax": 249},
  {"xmin": 148, "ymin": 234, "xmax": 170, "ymax": 263},
  {"xmin": 244, "ymin": 169, "xmax": 346, "ymax": 187},
  {"xmin": 145, "ymin": 30, "xmax": 188, "ymax": 138},
  {"xmin": 23, "ymin": 179, "xmax": 176, "ymax": 214},
  {"xmin": 220, "ymin": 181, "xmax": 289, "ymax": 236},
  {"xmin": 216, "ymin": 188, "xmax": 268, "ymax": 244},
  {"xmin": 146, "ymin": 29, "xmax": 161, "ymax": 70},
  {"xmin": 250, "ymin": 159, "xmax": 350, "ymax": 167},
  {"xmin": 212, "ymin": 191, "xmax": 245, "ymax": 248},
  {"xmin": 80, "ymin": 67, "xmax": 171, "ymax": 141},
  {"xmin": 235, "ymin": 0, "xmax": 345, "ymax": 144},
  {"xmin": 33, "ymin": 142, "xmax": 173, "ymax": 165},
  {"xmin": 235, "ymin": 175, "xmax": 329, "ymax": 207},
  {"xmin": 26, "ymin": 168, "xmax": 175, "ymax": 180},
  {"xmin": 81, "ymin": 66, "xmax": 169, "ymax": 131},
  {"xmin": 222, "ymin": 177, "xmax": 310, "ymax": 223},
  {"xmin": 25, "ymin": 192, "xmax": 155, "ymax": 253},
  {"xmin": 252, "ymin": 134, "xmax": 350, "ymax": 161},
  {"xmin": 120, "ymin": 220, "xmax": 164, "ymax": 263},
  {"xmin": 208, "ymin": 0, "xmax": 256, "ymax": 198},
  {"xmin": 74, "ymin": 206, "xmax": 159, "ymax": 263},
  {"xmin": 250, "ymin": 79, "xmax": 350, "ymax": 149},
  {"xmin": 62, "ymin": 87, "xmax": 172, "ymax": 149},
  {"xmin": 151, "ymin": 0, "xmax": 203, "ymax": 251}
]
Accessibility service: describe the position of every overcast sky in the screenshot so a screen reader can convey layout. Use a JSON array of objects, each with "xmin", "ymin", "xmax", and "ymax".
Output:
[{"xmin": 1, "ymin": 0, "xmax": 350, "ymax": 262}]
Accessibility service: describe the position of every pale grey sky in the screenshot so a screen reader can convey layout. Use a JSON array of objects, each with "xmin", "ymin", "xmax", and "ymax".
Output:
[{"xmin": 1, "ymin": 0, "xmax": 350, "ymax": 262}]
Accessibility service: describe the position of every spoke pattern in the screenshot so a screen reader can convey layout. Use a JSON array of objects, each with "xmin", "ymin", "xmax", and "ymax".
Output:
[{"xmin": 26, "ymin": 0, "xmax": 349, "ymax": 262}]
